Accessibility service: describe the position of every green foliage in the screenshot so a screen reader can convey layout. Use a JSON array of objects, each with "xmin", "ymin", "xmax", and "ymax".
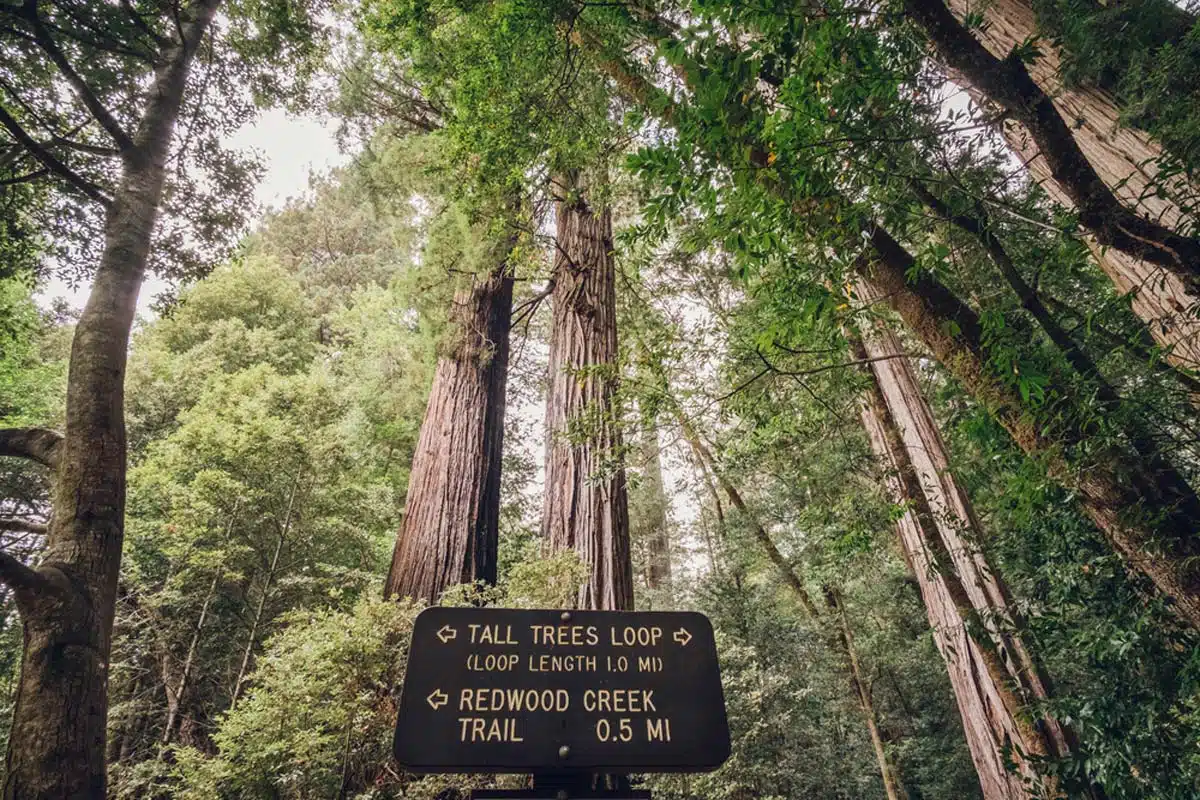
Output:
[{"xmin": 174, "ymin": 596, "xmax": 420, "ymax": 800}]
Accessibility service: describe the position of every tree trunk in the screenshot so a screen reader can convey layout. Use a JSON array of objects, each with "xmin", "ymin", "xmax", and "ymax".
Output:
[
  {"xmin": 856, "ymin": 229, "xmax": 1200, "ymax": 629},
  {"xmin": 677, "ymin": 417, "xmax": 907, "ymax": 799},
  {"xmin": 941, "ymin": 0, "xmax": 1200, "ymax": 371},
  {"xmin": 541, "ymin": 170, "xmax": 633, "ymax": 612},
  {"xmin": 635, "ymin": 423, "xmax": 671, "ymax": 591},
  {"xmin": 0, "ymin": 5, "xmax": 220, "ymax": 795},
  {"xmin": 230, "ymin": 473, "xmax": 299, "ymax": 710},
  {"xmin": 824, "ymin": 586, "xmax": 910, "ymax": 800},
  {"xmin": 852, "ymin": 325, "xmax": 1096, "ymax": 797},
  {"xmin": 384, "ymin": 227, "xmax": 518, "ymax": 602}
]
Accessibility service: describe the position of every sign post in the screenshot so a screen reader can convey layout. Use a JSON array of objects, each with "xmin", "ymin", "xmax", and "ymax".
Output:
[{"xmin": 393, "ymin": 607, "xmax": 730, "ymax": 798}]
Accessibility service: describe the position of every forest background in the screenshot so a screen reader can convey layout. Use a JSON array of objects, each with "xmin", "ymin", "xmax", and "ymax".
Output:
[{"xmin": 2, "ymin": 0, "xmax": 1200, "ymax": 798}]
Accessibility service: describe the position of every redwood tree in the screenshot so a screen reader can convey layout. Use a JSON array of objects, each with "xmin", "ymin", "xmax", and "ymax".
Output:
[
  {"xmin": 385, "ymin": 223, "xmax": 519, "ymax": 602},
  {"xmin": 542, "ymin": 170, "xmax": 634, "ymax": 612}
]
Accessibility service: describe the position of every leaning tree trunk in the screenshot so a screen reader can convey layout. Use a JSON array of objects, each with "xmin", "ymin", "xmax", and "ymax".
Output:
[
  {"xmin": 541, "ymin": 171, "xmax": 633, "ymax": 612},
  {"xmin": 857, "ymin": 228, "xmax": 1200, "ymax": 629},
  {"xmin": 677, "ymin": 418, "xmax": 907, "ymax": 800},
  {"xmin": 0, "ymin": 6, "xmax": 219, "ymax": 796},
  {"xmin": 941, "ymin": 0, "xmax": 1200, "ymax": 370},
  {"xmin": 852, "ymin": 325, "xmax": 1099, "ymax": 798},
  {"xmin": 384, "ymin": 228, "xmax": 518, "ymax": 603}
]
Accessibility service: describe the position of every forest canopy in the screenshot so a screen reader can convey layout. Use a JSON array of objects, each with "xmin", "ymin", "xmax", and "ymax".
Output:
[{"xmin": 2, "ymin": 0, "xmax": 1200, "ymax": 798}]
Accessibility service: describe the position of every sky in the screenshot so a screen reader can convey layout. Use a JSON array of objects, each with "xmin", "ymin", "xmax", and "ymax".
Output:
[{"xmin": 36, "ymin": 108, "xmax": 350, "ymax": 315}]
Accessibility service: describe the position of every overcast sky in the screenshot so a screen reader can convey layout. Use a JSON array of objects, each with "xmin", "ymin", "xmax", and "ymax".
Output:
[{"xmin": 36, "ymin": 108, "xmax": 349, "ymax": 314}]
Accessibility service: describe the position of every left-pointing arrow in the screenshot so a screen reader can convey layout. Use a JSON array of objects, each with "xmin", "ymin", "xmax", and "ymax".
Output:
[
  {"xmin": 427, "ymin": 689, "xmax": 449, "ymax": 710},
  {"xmin": 437, "ymin": 625, "xmax": 457, "ymax": 643}
]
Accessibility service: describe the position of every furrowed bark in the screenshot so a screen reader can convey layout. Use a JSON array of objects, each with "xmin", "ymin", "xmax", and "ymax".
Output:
[
  {"xmin": 851, "ymin": 324, "xmax": 1109, "ymax": 797},
  {"xmin": 857, "ymin": 227, "xmax": 1200, "ymax": 629},
  {"xmin": 541, "ymin": 170, "xmax": 633, "ymax": 612},
  {"xmin": 3, "ymin": 3, "xmax": 221, "ymax": 796},
  {"xmin": 856, "ymin": 361, "xmax": 1046, "ymax": 799},
  {"xmin": 906, "ymin": 0, "xmax": 1200, "ymax": 293},
  {"xmin": 384, "ymin": 224, "xmax": 518, "ymax": 603},
  {"xmin": 941, "ymin": 0, "xmax": 1200, "ymax": 370},
  {"xmin": 590, "ymin": 31, "xmax": 1200, "ymax": 628}
]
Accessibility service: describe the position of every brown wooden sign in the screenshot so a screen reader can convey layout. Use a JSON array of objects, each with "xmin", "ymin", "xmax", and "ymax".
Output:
[{"xmin": 394, "ymin": 607, "xmax": 730, "ymax": 773}]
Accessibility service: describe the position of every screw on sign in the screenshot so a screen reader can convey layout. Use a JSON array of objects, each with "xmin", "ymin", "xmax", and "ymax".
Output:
[{"xmin": 393, "ymin": 607, "xmax": 730, "ymax": 796}]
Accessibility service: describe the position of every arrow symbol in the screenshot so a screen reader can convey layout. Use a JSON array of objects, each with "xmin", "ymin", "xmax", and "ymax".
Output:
[
  {"xmin": 427, "ymin": 689, "xmax": 449, "ymax": 710},
  {"xmin": 436, "ymin": 625, "xmax": 457, "ymax": 643},
  {"xmin": 673, "ymin": 628, "xmax": 692, "ymax": 646}
]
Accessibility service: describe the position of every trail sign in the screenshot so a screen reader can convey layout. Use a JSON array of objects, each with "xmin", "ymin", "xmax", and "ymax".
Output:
[{"xmin": 394, "ymin": 607, "xmax": 730, "ymax": 774}]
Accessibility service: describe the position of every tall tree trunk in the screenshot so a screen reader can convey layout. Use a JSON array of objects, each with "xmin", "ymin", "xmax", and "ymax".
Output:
[
  {"xmin": 542, "ymin": 170, "xmax": 633, "ymax": 612},
  {"xmin": 856, "ymin": 229, "xmax": 1200, "ymax": 629},
  {"xmin": 635, "ymin": 423, "xmax": 671, "ymax": 591},
  {"xmin": 384, "ymin": 225, "xmax": 518, "ymax": 602},
  {"xmin": 940, "ymin": 0, "xmax": 1200, "ymax": 371},
  {"xmin": 677, "ymin": 418, "xmax": 907, "ymax": 799},
  {"xmin": 162, "ymin": 500, "xmax": 238, "ymax": 747},
  {"xmin": 230, "ymin": 473, "xmax": 299, "ymax": 710},
  {"xmin": 0, "ymin": 5, "xmax": 220, "ymax": 796},
  {"xmin": 852, "ymin": 326, "xmax": 1097, "ymax": 797},
  {"xmin": 824, "ymin": 586, "xmax": 910, "ymax": 800}
]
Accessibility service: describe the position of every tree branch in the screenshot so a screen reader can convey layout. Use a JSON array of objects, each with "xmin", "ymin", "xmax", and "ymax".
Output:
[
  {"xmin": 0, "ymin": 518, "xmax": 48, "ymax": 536},
  {"xmin": 23, "ymin": 0, "xmax": 135, "ymax": 153},
  {"xmin": 0, "ymin": 427, "xmax": 64, "ymax": 469},
  {"xmin": 0, "ymin": 550, "xmax": 51, "ymax": 610},
  {"xmin": 0, "ymin": 104, "xmax": 111, "ymax": 207},
  {"xmin": 904, "ymin": 0, "xmax": 1200, "ymax": 289}
]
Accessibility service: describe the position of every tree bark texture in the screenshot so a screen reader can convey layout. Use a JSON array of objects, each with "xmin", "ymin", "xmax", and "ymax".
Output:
[
  {"xmin": 941, "ymin": 0, "xmax": 1200, "ymax": 370},
  {"xmin": 2, "ymin": 4, "xmax": 220, "ymax": 796},
  {"xmin": 541, "ymin": 172, "xmax": 633, "ymax": 612},
  {"xmin": 384, "ymin": 235, "xmax": 517, "ymax": 603},
  {"xmin": 854, "ymin": 324, "xmax": 1096, "ymax": 797},
  {"xmin": 856, "ymin": 230, "xmax": 1200, "ymax": 629}
]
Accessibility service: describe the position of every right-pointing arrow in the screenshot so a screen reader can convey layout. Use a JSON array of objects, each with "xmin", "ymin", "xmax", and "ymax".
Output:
[
  {"xmin": 673, "ymin": 628, "xmax": 692, "ymax": 646},
  {"xmin": 427, "ymin": 689, "xmax": 449, "ymax": 710}
]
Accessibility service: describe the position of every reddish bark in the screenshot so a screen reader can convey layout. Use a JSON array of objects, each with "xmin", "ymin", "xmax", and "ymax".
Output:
[
  {"xmin": 542, "ymin": 171, "xmax": 633, "ymax": 612},
  {"xmin": 385, "ymin": 235, "xmax": 517, "ymax": 603},
  {"xmin": 943, "ymin": 0, "xmax": 1200, "ymax": 371}
]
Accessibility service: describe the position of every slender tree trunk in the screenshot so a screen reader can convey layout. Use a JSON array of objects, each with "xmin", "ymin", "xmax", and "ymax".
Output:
[
  {"xmin": 677, "ymin": 416, "xmax": 908, "ymax": 799},
  {"xmin": 542, "ymin": 170, "xmax": 633, "ymax": 612},
  {"xmin": 940, "ymin": 0, "xmax": 1200, "ymax": 370},
  {"xmin": 161, "ymin": 501, "xmax": 238, "ymax": 747},
  {"xmin": 856, "ymin": 229, "xmax": 1200, "ymax": 629},
  {"xmin": 231, "ymin": 473, "xmax": 300, "ymax": 709},
  {"xmin": 384, "ymin": 224, "xmax": 518, "ymax": 602},
  {"xmin": 0, "ymin": 5, "xmax": 220, "ymax": 795},
  {"xmin": 824, "ymin": 586, "xmax": 910, "ymax": 800},
  {"xmin": 636, "ymin": 423, "xmax": 672, "ymax": 591}
]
